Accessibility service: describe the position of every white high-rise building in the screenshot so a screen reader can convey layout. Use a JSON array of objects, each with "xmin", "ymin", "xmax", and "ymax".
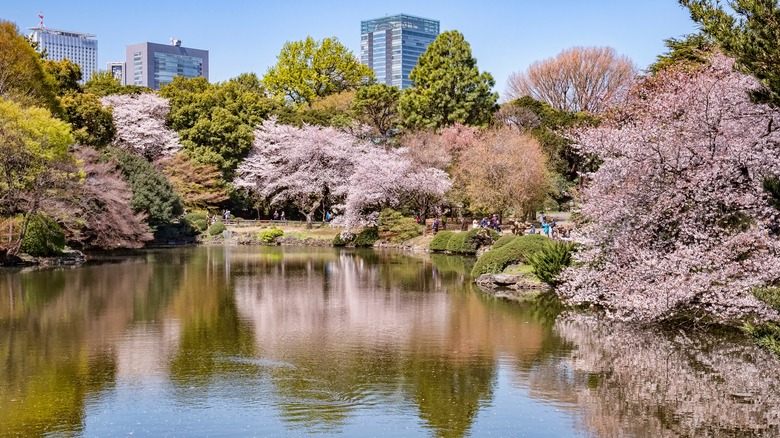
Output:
[{"xmin": 29, "ymin": 15, "xmax": 98, "ymax": 84}]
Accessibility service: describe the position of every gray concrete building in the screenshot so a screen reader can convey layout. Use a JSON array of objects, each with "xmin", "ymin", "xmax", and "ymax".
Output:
[{"xmin": 126, "ymin": 39, "xmax": 208, "ymax": 89}]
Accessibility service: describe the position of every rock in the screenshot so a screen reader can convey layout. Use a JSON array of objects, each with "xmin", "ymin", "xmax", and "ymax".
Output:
[{"xmin": 475, "ymin": 273, "xmax": 551, "ymax": 293}]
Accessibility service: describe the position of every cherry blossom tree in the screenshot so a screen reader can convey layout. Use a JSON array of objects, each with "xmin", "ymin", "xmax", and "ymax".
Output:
[
  {"xmin": 234, "ymin": 119, "xmax": 452, "ymax": 230},
  {"xmin": 561, "ymin": 54, "xmax": 780, "ymax": 322},
  {"xmin": 101, "ymin": 93, "xmax": 181, "ymax": 160},
  {"xmin": 234, "ymin": 120, "xmax": 364, "ymax": 228},
  {"xmin": 343, "ymin": 147, "xmax": 452, "ymax": 228}
]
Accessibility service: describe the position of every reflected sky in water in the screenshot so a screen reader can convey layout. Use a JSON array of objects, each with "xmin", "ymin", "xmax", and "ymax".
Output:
[{"xmin": 1, "ymin": 246, "xmax": 777, "ymax": 437}]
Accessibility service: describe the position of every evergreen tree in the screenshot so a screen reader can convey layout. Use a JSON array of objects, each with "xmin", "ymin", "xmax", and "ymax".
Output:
[{"xmin": 398, "ymin": 30, "xmax": 498, "ymax": 129}]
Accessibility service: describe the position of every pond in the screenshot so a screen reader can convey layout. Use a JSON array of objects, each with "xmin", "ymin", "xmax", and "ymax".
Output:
[{"xmin": 1, "ymin": 246, "xmax": 778, "ymax": 437}]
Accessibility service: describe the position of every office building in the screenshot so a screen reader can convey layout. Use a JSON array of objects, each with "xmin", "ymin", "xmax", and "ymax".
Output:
[
  {"xmin": 107, "ymin": 61, "xmax": 126, "ymax": 85},
  {"xmin": 28, "ymin": 16, "xmax": 98, "ymax": 83},
  {"xmin": 126, "ymin": 39, "xmax": 208, "ymax": 90},
  {"xmin": 360, "ymin": 14, "xmax": 439, "ymax": 89}
]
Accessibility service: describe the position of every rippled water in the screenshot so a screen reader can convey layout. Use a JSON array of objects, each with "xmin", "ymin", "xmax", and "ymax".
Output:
[{"xmin": 1, "ymin": 246, "xmax": 778, "ymax": 437}]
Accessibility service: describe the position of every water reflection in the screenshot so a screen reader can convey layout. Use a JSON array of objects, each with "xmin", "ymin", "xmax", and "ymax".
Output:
[
  {"xmin": 552, "ymin": 314, "xmax": 780, "ymax": 437},
  {"xmin": 0, "ymin": 247, "xmax": 778, "ymax": 437}
]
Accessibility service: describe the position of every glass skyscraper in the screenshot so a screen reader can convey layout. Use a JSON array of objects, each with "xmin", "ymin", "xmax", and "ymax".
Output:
[
  {"xmin": 360, "ymin": 14, "xmax": 440, "ymax": 89},
  {"xmin": 125, "ymin": 40, "xmax": 208, "ymax": 90}
]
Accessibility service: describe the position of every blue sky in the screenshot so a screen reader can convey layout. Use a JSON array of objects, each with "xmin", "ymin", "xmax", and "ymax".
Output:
[{"xmin": 3, "ymin": 1, "xmax": 698, "ymax": 99}]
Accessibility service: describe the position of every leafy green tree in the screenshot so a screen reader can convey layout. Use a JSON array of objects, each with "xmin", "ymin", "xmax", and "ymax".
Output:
[
  {"xmin": 0, "ymin": 98, "xmax": 76, "ymax": 260},
  {"xmin": 112, "ymin": 149, "xmax": 184, "ymax": 229},
  {"xmin": 648, "ymin": 33, "xmax": 715, "ymax": 74},
  {"xmin": 263, "ymin": 36, "xmax": 373, "ymax": 107},
  {"xmin": 680, "ymin": 0, "xmax": 780, "ymax": 105},
  {"xmin": 0, "ymin": 21, "xmax": 59, "ymax": 113},
  {"xmin": 499, "ymin": 96, "xmax": 597, "ymax": 183},
  {"xmin": 19, "ymin": 213, "xmax": 66, "ymax": 257},
  {"xmin": 60, "ymin": 92, "xmax": 116, "ymax": 147},
  {"xmin": 351, "ymin": 83, "xmax": 400, "ymax": 142},
  {"xmin": 41, "ymin": 58, "xmax": 82, "ymax": 96},
  {"xmin": 160, "ymin": 75, "xmax": 277, "ymax": 177},
  {"xmin": 398, "ymin": 30, "xmax": 498, "ymax": 129},
  {"xmin": 82, "ymin": 70, "xmax": 149, "ymax": 97}
]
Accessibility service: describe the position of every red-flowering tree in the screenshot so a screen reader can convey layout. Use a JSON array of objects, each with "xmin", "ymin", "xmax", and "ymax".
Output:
[
  {"xmin": 101, "ymin": 93, "xmax": 181, "ymax": 160},
  {"xmin": 561, "ymin": 55, "xmax": 780, "ymax": 322},
  {"xmin": 55, "ymin": 147, "xmax": 153, "ymax": 249}
]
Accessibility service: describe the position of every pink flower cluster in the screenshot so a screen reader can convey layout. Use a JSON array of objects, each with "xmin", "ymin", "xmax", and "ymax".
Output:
[{"xmin": 562, "ymin": 55, "xmax": 780, "ymax": 322}]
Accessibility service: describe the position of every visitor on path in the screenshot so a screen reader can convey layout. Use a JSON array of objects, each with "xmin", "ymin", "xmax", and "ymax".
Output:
[
  {"xmin": 273, "ymin": 210, "xmax": 279, "ymax": 221},
  {"xmin": 280, "ymin": 211, "xmax": 286, "ymax": 223},
  {"xmin": 433, "ymin": 218, "xmax": 440, "ymax": 234},
  {"xmin": 542, "ymin": 221, "xmax": 550, "ymax": 238}
]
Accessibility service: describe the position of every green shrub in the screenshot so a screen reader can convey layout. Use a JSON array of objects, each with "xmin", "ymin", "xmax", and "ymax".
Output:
[
  {"xmin": 492, "ymin": 234, "xmax": 519, "ymax": 250},
  {"xmin": 353, "ymin": 227, "xmax": 379, "ymax": 247},
  {"xmin": 751, "ymin": 287, "xmax": 780, "ymax": 312},
  {"xmin": 378, "ymin": 209, "xmax": 423, "ymax": 244},
  {"xmin": 528, "ymin": 241, "xmax": 576, "ymax": 285},
  {"xmin": 461, "ymin": 228, "xmax": 500, "ymax": 254},
  {"xmin": 471, "ymin": 234, "xmax": 550, "ymax": 277},
  {"xmin": 446, "ymin": 232, "xmax": 468, "ymax": 253},
  {"xmin": 744, "ymin": 322, "xmax": 780, "ymax": 357},
  {"xmin": 430, "ymin": 231, "xmax": 455, "ymax": 251},
  {"xmin": 20, "ymin": 213, "xmax": 66, "ymax": 257},
  {"xmin": 258, "ymin": 227, "xmax": 284, "ymax": 243},
  {"xmin": 184, "ymin": 212, "xmax": 209, "ymax": 233},
  {"xmin": 333, "ymin": 232, "xmax": 353, "ymax": 247},
  {"xmin": 209, "ymin": 221, "xmax": 226, "ymax": 236}
]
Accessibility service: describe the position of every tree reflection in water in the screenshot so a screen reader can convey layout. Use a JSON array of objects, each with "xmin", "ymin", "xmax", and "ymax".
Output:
[
  {"xmin": 1, "ymin": 247, "xmax": 779, "ymax": 437},
  {"xmin": 554, "ymin": 314, "xmax": 780, "ymax": 437}
]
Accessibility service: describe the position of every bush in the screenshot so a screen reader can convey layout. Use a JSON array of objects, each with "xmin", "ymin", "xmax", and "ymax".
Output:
[
  {"xmin": 444, "ymin": 228, "xmax": 501, "ymax": 255},
  {"xmin": 333, "ymin": 232, "xmax": 352, "ymax": 247},
  {"xmin": 258, "ymin": 227, "xmax": 284, "ymax": 243},
  {"xmin": 471, "ymin": 234, "xmax": 550, "ymax": 277},
  {"xmin": 378, "ymin": 209, "xmax": 423, "ymax": 244},
  {"xmin": 446, "ymin": 232, "xmax": 469, "ymax": 253},
  {"xmin": 209, "ymin": 221, "xmax": 226, "ymax": 236},
  {"xmin": 744, "ymin": 322, "xmax": 780, "ymax": 357},
  {"xmin": 184, "ymin": 212, "xmax": 209, "ymax": 233},
  {"xmin": 492, "ymin": 234, "xmax": 519, "ymax": 250},
  {"xmin": 353, "ymin": 227, "xmax": 379, "ymax": 247},
  {"xmin": 20, "ymin": 213, "xmax": 66, "ymax": 257},
  {"xmin": 528, "ymin": 241, "xmax": 576, "ymax": 285},
  {"xmin": 751, "ymin": 287, "xmax": 780, "ymax": 312},
  {"xmin": 430, "ymin": 231, "xmax": 455, "ymax": 251}
]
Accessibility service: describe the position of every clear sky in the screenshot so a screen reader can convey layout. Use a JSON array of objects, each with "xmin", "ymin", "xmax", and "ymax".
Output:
[{"xmin": 3, "ymin": 0, "xmax": 699, "ymax": 99}]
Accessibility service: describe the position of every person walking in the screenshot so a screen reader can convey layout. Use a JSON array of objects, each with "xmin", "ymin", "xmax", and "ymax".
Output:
[
  {"xmin": 432, "ymin": 218, "xmax": 440, "ymax": 234},
  {"xmin": 273, "ymin": 210, "xmax": 279, "ymax": 221},
  {"xmin": 280, "ymin": 211, "xmax": 286, "ymax": 223}
]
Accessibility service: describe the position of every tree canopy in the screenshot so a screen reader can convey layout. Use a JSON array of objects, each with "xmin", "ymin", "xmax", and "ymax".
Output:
[
  {"xmin": 160, "ymin": 75, "xmax": 277, "ymax": 177},
  {"xmin": 399, "ymin": 31, "xmax": 498, "ymax": 129},
  {"xmin": 0, "ymin": 98, "xmax": 77, "ymax": 259},
  {"xmin": 0, "ymin": 21, "xmax": 59, "ymax": 113},
  {"xmin": 562, "ymin": 55, "xmax": 780, "ymax": 322},
  {"xmin": 681, "ymin": 0, "xmax": 780, "ymax": 105},
  {"xmin": 505, "ymin": 46, "xmax": 636, "ymax": 114},
  {"xmin": 263, "ymin": 36, "xmax": 373, "ymax": 107},
  {"xmin": 351, "ymin": 83, "xmax": 400, "ymax": 143}
]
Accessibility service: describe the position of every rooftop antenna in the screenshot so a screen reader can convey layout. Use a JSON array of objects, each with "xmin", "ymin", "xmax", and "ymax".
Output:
[{"xmin": 38, "ymin": 12, "xmax": 44, "ymax": 27}]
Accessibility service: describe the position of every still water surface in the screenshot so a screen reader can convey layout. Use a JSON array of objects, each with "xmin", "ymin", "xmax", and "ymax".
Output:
[{"xmin": 1, "ymin": 246, "xmax": 778, "ymax": 437}]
